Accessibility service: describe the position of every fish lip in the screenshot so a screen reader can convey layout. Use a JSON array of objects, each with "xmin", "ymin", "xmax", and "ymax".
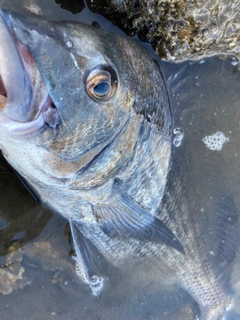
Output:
[{"xmin": 0, "ymin": 9, "xmax": 60, "ymax": 135}]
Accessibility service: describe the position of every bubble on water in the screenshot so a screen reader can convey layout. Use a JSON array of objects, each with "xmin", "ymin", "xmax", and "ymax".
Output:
[
  {"xmin": 231, "ymin": 57, "xmax": 238, "ymax": 66},
  {"xmin": 173, "ymin": 128, "xmax": 184, "ymax": 147},
  {"xmin": 75, "ymin": 261, "xmax": 104, "ymax": 296},
  {"xmin": 234, "ymin": 46, "xmax": 240, "ymax": 53},
  {"xmin": 90, "ymin": 275, "xmax": 104, "ymax": 296},
  {"xmin": 65, "ymin": 40, "xmax": 73, "ymax": 48},
  {"xmin": 75, "ymin": 260, "xmax": 87, "ymax": 282},
  {"xmin": 202, "ymin": 131, "xmax": 229, "ymax": 151},
  {"xmin": 209, "ymin": 251, "xmax": 215, "ymax": 256}
]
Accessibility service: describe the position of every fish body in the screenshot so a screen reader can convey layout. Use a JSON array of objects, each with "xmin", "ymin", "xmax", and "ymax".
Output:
[{"xmin": 0, "ymin": 10, "xmax": 237, "ymax": 319}]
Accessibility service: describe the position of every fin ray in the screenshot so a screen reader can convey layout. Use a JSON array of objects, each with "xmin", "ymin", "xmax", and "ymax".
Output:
[
  {"xmin": 94, "ymin": 182, "xmax": 185, "ymax": 254},
  {"xmin": 69, "ymin": 221, "xmax": 104, "ymax": 296}
]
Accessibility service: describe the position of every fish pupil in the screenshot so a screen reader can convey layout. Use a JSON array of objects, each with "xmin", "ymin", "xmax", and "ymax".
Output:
[{"xmin": 93, "ymin": 82, "xmax": 110, "ymax": 97}]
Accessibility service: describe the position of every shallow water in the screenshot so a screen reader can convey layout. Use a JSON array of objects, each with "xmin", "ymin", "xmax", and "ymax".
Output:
[{"xmin": 1, "ymin": 1, "xmax": 240, "ymax": 320}]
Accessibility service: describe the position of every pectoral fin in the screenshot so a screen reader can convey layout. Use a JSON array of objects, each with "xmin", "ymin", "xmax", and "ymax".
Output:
[{"xmin": 93, "ymin": 184, "xmax": 185, "ymax": 254}]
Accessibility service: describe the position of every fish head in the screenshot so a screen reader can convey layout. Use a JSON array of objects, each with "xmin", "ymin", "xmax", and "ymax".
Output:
[{"xmin": 0, "ymin": 10, "xmax": 171, "ymax": 189}]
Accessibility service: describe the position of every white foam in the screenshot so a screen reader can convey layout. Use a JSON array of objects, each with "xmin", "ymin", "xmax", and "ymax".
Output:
[{"xmin": 202, "ymin": 131, "xmax": 229, "ymax": 151}]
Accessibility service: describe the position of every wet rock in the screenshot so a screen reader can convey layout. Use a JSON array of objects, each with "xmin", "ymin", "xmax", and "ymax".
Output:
[
  {"xmin": 55, "ymin": 0, "xmax": 84, "ymax": 14},
  {"xmin": 0, "ymin": 153, "xmax": 53, "ymax": 294},
  {"xmin": 23, "ymin": 217, "xmax": 74, "ymax": 275},
  {"xmin": 0, "ymin": 251, "xmax": 30, "ymax": 295},
  {"xmin": 86, "ymin": 0, "xmax": 240, "ymax": 61}
]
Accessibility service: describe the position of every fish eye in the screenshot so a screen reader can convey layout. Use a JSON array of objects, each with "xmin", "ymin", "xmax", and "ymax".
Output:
[
  {"xmin": 93, "ymin": 82, "xmax": 110, "ymax": 97},
  {"xmin": 86, "ymin": 66, "xmax": 117, "ymax": 101}
]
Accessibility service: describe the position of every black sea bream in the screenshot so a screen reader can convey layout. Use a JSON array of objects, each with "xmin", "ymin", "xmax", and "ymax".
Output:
[{"xmin": 0, "ymin": 10, "xmax": 238, "ymax": 319}]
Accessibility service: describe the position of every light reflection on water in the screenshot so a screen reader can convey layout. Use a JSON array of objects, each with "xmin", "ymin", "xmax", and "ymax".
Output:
[{"xmin": 0, "ymin": 1, "xmax": 240, "ymax": 320}]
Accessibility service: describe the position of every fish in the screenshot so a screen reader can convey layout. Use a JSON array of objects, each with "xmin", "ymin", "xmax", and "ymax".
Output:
[{"xmin": 0, "ymin": 9, "xmax": 238, "ymax": 319}]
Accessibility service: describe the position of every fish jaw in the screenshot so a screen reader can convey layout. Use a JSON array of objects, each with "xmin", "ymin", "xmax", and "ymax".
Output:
[
  {"xmin": 0, "ymin": 10, "xmax": 32, "ymax": 122},
  {"xmin": 0, "ymin": 9, "xmax": 60, "ymax": 142}
]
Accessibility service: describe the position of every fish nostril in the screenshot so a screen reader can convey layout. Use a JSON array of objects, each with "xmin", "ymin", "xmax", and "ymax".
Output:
[{"xmin": 41, "ymin": 95, "xmax": 61, "ymax": 128}]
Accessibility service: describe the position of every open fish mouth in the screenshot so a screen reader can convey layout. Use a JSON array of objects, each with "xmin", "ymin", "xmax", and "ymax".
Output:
[{"xmin": 0, "ymin": 10, "xmax": 60, "ymax": 135}]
